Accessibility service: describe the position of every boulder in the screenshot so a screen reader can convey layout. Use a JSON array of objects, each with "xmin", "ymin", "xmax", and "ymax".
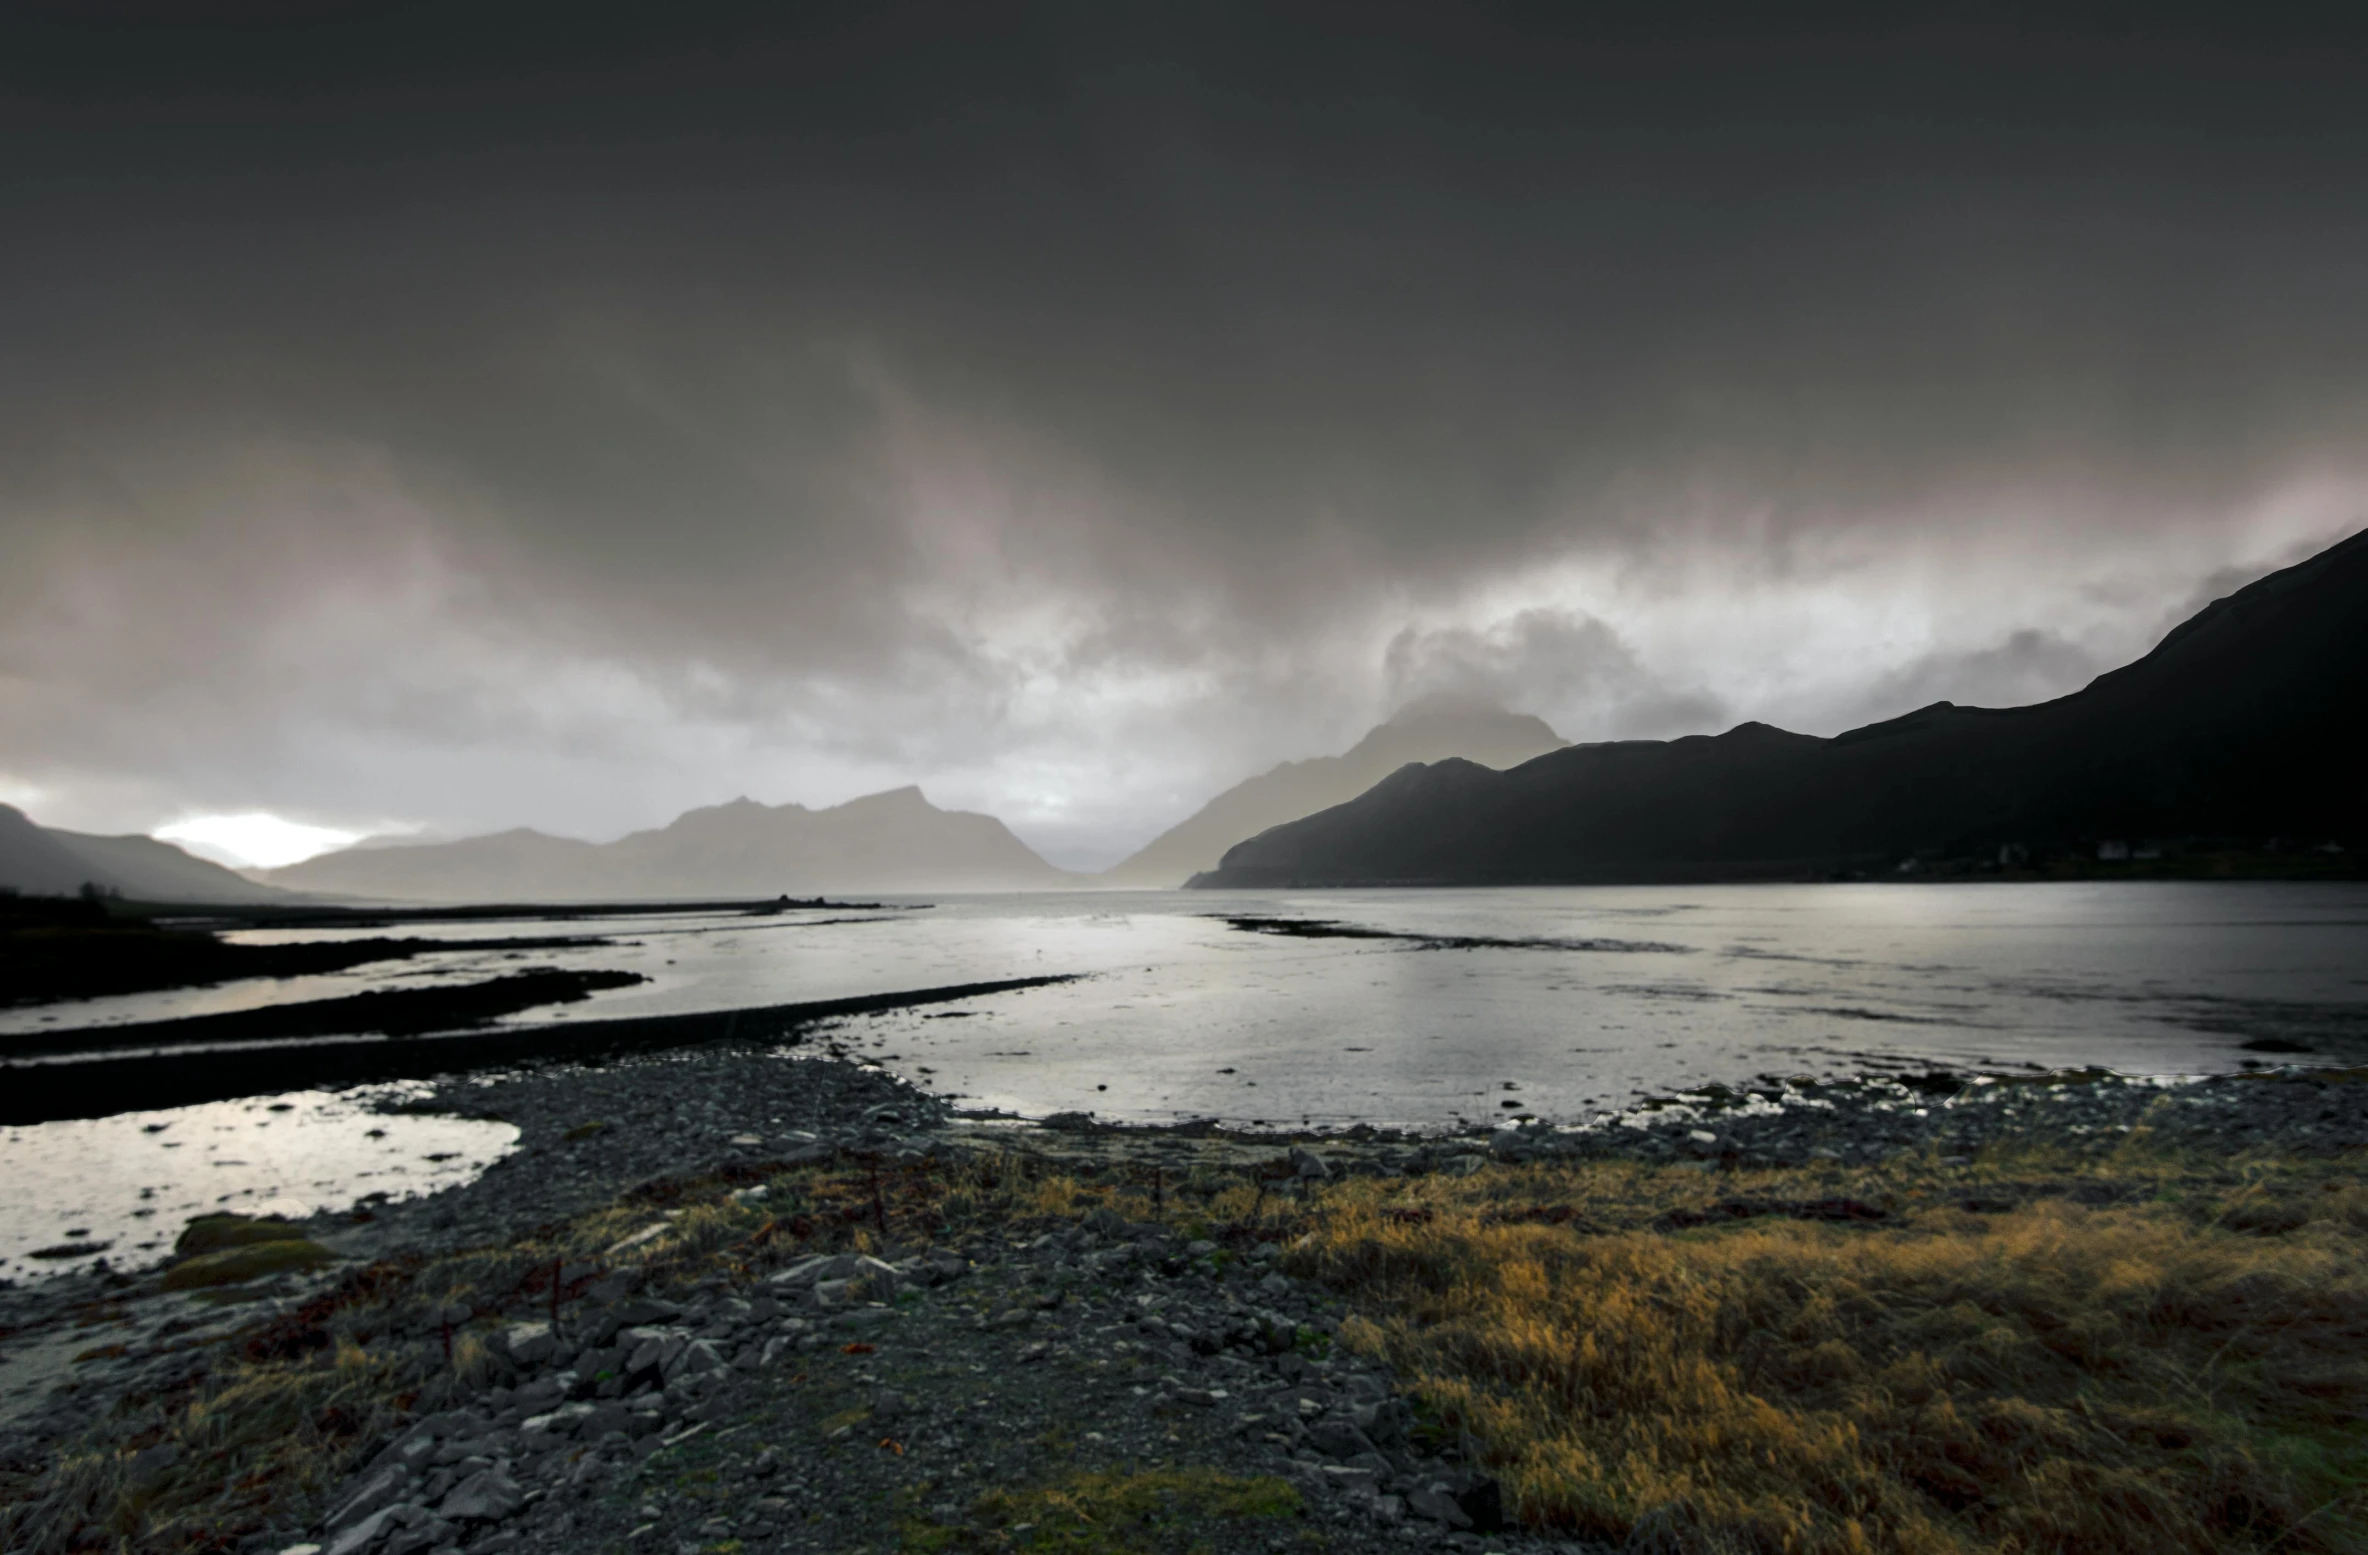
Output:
[
  {"xmin": 323, "ymin": 1464, "xmax": 409, "ymax": 1533},
  {"xmin": 1406, "ymin": 1484, "xmax": 1474, "ymax": 1530},
  {"xmin": 1449, "ymin": 1473, "xmax": 1505, "ymax": 1533},
  {"xmin": 661, "ymin": 1339, "xmax": 728, "ymax": 1383},
  {"xmin": 520, "ymin": 1402, "xmax": 597, "ymax": 1440},
  {"xmin": 588, "ymin": 1298, "xmax": 681, "ymax": 1346},
  {"xmin": 1306, "ymin": 1418, "xmax": 1378, "ymax": 1460},
  {"xmin": 321, "ymin": 1506, "xmax": 402, "ymax": 1555},
  {"xmin": 436, "ymin": 1469, "xmax": 524, "ymax": 1524},
  {"xmin": 498, "ymin": 1322, "xmax": 557, "ymax": 1367}
]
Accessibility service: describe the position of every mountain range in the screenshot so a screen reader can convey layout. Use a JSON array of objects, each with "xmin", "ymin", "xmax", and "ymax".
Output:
[
  {"xmin": 1098, "ymin": 697, "xmax": 1566, "ymax": 885},
  {"xmin": 264, "ymin": 787, "xmax": 1073, "ymax": 901},
  {"xmin": 9, "ymin": 527, "xmax": 2361, "ymax": 904},
  {"xmin": 1193, "ymin": 526, "xmax": 2368, "ymax": 887},
  {"xmin": 0, "ymin": 703, "xmax": 1569, "ymax": 903}
]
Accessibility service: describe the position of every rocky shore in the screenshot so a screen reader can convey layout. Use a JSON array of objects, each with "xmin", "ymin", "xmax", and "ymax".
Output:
[{"xmin": 6, "ymin": 1042, "xmax": 2367, "ymax": 1555}]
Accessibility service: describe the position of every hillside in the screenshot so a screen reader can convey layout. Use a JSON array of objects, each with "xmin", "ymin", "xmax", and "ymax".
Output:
[
  {"xmin": 1101, "ymin": 698, "xmax": 1566, "ymax": 886},
  {"xmin": 0, "ymin": 805, "xmax": 289, "ymax": 903},
  {"xmin": 1193, "ymin": 528, "xmax": 2368, "ymax": 886}
]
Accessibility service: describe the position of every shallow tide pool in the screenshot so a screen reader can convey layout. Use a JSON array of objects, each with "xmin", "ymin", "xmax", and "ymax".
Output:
[{"xmin": 0, "ymin": 1086, "xmax": 516, "ymax": 1283}]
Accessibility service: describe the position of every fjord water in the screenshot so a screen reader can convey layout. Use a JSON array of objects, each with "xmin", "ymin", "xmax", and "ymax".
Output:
[
  {"xmin": 726, "ymin": 882, "xmax": 2368, "ymax": 1125},
  {"xmin": 17, "ymin": 883, "xmax": 2368, "ymax": 1125},
  {"xmin": 7, "ymin": 882, "xmax": 2364, "ymax": 1280}
]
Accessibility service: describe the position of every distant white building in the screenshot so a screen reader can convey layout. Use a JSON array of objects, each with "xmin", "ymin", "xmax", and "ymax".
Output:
[{"xmin": 2097, "ymin": 840, "xmax": 2131, "ymax": 861}]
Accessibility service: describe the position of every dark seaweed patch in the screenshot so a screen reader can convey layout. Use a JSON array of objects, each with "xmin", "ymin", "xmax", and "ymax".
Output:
[{"xmin": 1213, "ymin": 915, "xmax": 1687, "ymax": 954}]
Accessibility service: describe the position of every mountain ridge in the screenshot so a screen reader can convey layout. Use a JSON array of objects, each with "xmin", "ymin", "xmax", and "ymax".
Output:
[
  {"xmin": 0, "ymin": 805, "xmax": 292, "ymax": 903},
  {"xmin": 267, "ymin": 786, "xmax": 1071, "ymax": 901},
  {"xmin": 1192, "ymin": 528, "xmax": 2368, "ymax": 887},
  {"xmin": 1099, "ymin": 697, "xmax": 1568, "ymax": 886}
]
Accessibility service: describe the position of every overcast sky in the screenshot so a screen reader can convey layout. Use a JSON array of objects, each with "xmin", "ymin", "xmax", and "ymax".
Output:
[{"xmin": 4, "ymin": 4, "xmax": 2365, "ymax": 870}]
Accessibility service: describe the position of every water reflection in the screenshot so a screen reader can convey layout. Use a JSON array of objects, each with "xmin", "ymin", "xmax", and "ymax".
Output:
[{"xmin": 0, "ymin": 1084, "xmax": 516, "ymax": 1283}]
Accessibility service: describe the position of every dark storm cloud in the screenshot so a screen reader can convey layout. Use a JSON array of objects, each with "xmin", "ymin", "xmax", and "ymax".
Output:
[{"xmin": 4, "ymin": 4, "xmax": 2366, "ymax": 860}]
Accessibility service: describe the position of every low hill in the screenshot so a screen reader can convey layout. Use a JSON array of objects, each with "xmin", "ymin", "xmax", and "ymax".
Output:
[
  {"xmin": 1101, "ymin": 697, "xmax": 1566, "ymax": 886},
  {"xmin": 269, "ymin": 786, "xmax": 1072, "ymax": 901},
  {"xmin": 0, "ymin": 805, "xmax": 290, "ymax": 903},
  {"xmin": 1193, "ymin": 529, "xmax": 2368, "ymax": 886}
]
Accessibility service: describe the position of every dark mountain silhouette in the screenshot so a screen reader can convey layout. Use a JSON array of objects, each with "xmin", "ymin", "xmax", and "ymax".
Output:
[
  {"xmin": 269, "ymin": 786, "xmax": 1072, "ymax": 901},
  {"xmin": 1193, "ymin": 528, "xmax": 2368, "ymax": 887},
  {"xmin": 0, "ymin": 805, "xmax": 290, "ymax": 902},
  {"xmin": 1101, "ymin": 696, "xmax": 1566, "ymax": 886},
  {"xmin": 0, "ymin": 805, "xmax": 104, "ymax": 898}
]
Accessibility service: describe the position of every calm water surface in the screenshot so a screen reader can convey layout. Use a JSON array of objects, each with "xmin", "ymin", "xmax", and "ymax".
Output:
[
  {"xmin": 7, "ymin": 883, "xmax": 2364, "ymax": 1279},
  {"xmin": 0, "ymin": 1088, "xmax": 513, "ymax": 1283}
]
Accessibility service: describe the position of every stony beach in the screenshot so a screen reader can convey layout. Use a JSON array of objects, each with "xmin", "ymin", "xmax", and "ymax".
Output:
[{"xmin": 5, "ymin": 1038, "xmax": 2368, "ymax": 1555}]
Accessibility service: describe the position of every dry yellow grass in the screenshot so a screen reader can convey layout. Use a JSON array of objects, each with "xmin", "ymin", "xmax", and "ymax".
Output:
[{"xmin": 1287, "ymin": 1144, "xmax": 2368, "ymax": 1554}]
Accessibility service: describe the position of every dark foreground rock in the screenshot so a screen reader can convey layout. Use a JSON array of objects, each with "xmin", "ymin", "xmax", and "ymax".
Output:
[{"xmin": 275, "ymin": 1214, "xmax": 1542, "ymax": 1555}]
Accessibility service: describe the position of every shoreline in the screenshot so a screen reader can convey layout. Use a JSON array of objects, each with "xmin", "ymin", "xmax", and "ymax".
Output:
[
  {"xmin": 0, "ymin": 893, "xmax": 917, "ymax": 1014},
  {"xmin": 0, "ymin": 977, "xmax": 1078, "ymax": 1126},
  {"xmin": 5, "ymin": 1049, "xmax": 2366, "ymax": 1541}
]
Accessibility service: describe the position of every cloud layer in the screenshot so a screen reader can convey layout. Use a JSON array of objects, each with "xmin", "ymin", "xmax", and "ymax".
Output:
[{"xmin": 4, "ymin": 7, "xmax": 2365, "ymax": 866}]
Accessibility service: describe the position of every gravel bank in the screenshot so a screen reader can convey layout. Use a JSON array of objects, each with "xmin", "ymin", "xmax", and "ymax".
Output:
[{"xmin": 6, "ymin": 1047, "xmax": 2368, "ymax": 1555}]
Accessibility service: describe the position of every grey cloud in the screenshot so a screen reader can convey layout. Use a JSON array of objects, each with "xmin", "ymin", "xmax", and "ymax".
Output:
[
  {"xmin": 2146, "ymin": 527, "xmax": 2360, "ymax": 640},
  {"xmin": 1384, "ymin": 610, "xmax": 1727, "ymax": 743},
  {"xmin": 5, "ymin": 7, "xmax": 2368, "ymax": 857},
  {"xmin": 1849, "ymin": 630, "xmax": 2105, "ymax": 725}
]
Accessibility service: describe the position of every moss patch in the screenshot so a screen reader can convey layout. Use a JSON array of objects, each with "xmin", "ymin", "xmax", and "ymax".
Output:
[
  {"xmin": 173, "ymin": 1215, "xmax": 305, "ymax": 1258},
  {"xmin": 161, "ymin": 1240, "xmax": 337, "ymax": 1291}
]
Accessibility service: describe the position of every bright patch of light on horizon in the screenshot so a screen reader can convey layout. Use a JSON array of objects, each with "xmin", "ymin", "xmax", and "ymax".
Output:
[
  {"xmin": 0, "ymin": 774, "xmax": 49, "ymax": 812},
  {"xmin": 156, "ymin": 813, "xmax": 365, "ymax": 870}
]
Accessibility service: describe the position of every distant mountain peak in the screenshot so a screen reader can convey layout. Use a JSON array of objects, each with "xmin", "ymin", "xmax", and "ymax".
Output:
[
  {"xmin": 1100, "ymin": 697, "xmax": 1567, "ymax": 886},
  {"xmin": 1382, "ymin": 689, "xmax": 1526, "ymax": 723},
  {"xmin": 840, "ymin": 785, "xmax": 932, "ymax": 810}
]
